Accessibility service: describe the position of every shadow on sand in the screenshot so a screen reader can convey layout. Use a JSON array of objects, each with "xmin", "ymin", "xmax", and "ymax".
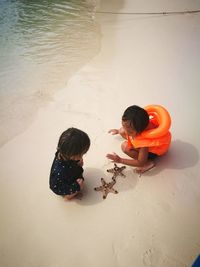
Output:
[
  {"xmin": 142, "ymin": 139, "xmax": 199, "ymax": 177},
  {"xmin": 75, "ymin": 165, "xmax": 138, "ymax": 206},
  {"xmin": 75, "ymin": 140, "xmax": 199, "ymax": 205}
]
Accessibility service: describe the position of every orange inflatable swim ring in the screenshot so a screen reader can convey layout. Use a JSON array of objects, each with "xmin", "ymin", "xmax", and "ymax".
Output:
[
  {"xmin": 128, "ymin": 105, "xmax": 171, "ymax": 155},
  {"xmin": 141, "ymin": 105, "xmax": 171, "ymax": 139}
]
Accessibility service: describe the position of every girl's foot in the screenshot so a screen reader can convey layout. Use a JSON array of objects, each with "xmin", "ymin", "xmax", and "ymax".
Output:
[{"xmin": 134, "ymin": 161, "xmax": 155, "ymax": 177}]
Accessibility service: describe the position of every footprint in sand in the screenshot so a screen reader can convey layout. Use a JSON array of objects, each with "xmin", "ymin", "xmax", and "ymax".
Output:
[
  {"xmin": 142, "ymin": 248, "xmax": 163, "ymax": 267},
  {"xmin": 143, "ymin": 249, "xmax": 154, "ymax": 267},
  {"xmin": 143, "ymin": 249, "xmax": 187, "ymax": 267}
]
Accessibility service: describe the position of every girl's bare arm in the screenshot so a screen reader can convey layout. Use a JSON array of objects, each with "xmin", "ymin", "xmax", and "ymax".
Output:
[
  {"xmin": 108, "ymin": 127, "xmax": 127, "ymax": 139},
  {"xmin": 106, "ymin": 147, "xmax": 149, "ymax": 167}
]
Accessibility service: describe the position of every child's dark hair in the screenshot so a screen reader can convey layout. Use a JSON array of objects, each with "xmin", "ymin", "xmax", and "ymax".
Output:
[
  {"xmin": 57, "ymin": 128, "xmax": 90, "ymax": 158},
  {"xmin": 122, "ymin": 105, "xmax": 149, "ymax": 133}
]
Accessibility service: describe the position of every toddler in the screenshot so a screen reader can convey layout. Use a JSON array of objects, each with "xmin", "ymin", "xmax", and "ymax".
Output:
[{"xmin": 49, "ymin": 128, "xmax": 90, "ymax": 200}]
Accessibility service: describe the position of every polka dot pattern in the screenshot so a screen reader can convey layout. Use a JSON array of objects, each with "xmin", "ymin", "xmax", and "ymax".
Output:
[{"xmin": 49, "ymin": 152, "xmax": 84, "ymax": 196}]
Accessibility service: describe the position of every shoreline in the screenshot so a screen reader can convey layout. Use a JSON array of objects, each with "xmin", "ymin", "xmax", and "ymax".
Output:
[{"xmin": 0, "ymin": 0, "xmax": 100, "ymax": 148}]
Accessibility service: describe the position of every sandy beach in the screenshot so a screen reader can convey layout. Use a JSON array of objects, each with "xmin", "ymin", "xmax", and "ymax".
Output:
[{"xmin": 0, "ymin": 1, "xmax": 200, "ymax": 266}]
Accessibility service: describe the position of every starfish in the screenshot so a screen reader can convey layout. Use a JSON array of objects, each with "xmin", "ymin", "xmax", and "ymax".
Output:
[
  {"xmin": 94, "ymin": 178, "xmax": 118, "ymax": 199},
  {"xmin": 107, "ymin": 163, "xmax": 126, "ymax": 181}
]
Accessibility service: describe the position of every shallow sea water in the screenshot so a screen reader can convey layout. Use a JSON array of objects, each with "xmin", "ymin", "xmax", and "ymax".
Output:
[{"xmin": 0, "ymin": 0, "xmax": 100, "ymax": 146}]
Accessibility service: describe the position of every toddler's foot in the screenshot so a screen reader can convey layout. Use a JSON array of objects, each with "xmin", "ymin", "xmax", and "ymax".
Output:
[
  {"xmin": 134, "ymin": 161, "xmax": 155, "ymax": 177},
  {"xmin": 63, "ymin": 191, "xmax": 79, "ymax": 201}
]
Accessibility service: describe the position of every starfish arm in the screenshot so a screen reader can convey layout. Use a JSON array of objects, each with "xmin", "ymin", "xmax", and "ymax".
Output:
[
  {"xmin": 103, "ymin": 190, "xmax": 108, "ymax": 199},
  {"xmin": 112, "ymin": 174, "xmax": 117, "ymax": 179},
  {"xmin": 110, "ymin": 188, "xmax": 118, "ymax": 194},
  {"xmin": 94, "ymin": 186, "xmax": 103, "ymax": 191},
  {"xmin": 109, "ymin": 180, "xmax": 116, "ymax": 187},
  {"xmin": 112, "ymin": 176, "xmax": 116, "ymax": 181},
  {"xmin": 101, "ymin": 178, "xmax": 106, "ymax": 186},
  {"xmin": 107, "ymin": 168, "xmax": 115, "ymax": 174}
]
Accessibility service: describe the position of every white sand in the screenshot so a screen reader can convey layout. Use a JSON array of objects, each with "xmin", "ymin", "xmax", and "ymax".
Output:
[{"xmin": 1, "ymin": 1, "xmax": 200, "ymax": 266}]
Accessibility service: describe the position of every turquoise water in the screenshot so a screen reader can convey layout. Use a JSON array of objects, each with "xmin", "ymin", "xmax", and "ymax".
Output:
[{"xmin": 0, "ymin": 0, "xmax": 100, "ymax": 146}]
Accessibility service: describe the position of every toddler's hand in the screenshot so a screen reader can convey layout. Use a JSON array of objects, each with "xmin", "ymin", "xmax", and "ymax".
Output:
[
  {"xmin": 106, "ymin": 152, "xmax": 122, "ymax": 163},
  {"xmin": 77, "ymin": 178, "xmax": 84, "ymax": 189},
  {"xmin": 78, "ymin": 159, "xmax": 84, "ymax": 166},
  {"xmin": 108, "ymin": 129, "xmax": 119, "ymax": 135}
]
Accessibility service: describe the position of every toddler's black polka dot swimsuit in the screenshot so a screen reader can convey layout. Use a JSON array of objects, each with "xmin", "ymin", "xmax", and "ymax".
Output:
[{"xmin": 49, "ymin": 152, "xmax": 84, "ymax": 196}]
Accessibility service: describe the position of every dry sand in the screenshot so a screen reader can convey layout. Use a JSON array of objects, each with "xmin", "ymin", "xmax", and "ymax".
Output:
[{"xmin": 0, "ymin": 1, "xmax": 200, "ymax": 266}]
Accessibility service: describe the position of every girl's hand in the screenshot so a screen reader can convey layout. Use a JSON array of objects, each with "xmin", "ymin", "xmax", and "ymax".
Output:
[
  {"xmin": 106, "ymin": 152, "xmax": 122, "ymax": 163},
  {"xmin": 108, "ymin": 129, "xmax": 119, "ymax": 135},
  {"xmin": 77, "ymin": 178, "xmax": 84, "ymax": 189},
  {"xmin": 78, "ymin": 159, "xmax": 83, "ymax": 166}
]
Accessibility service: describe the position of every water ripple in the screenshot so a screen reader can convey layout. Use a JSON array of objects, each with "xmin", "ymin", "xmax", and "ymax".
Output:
[{"xmin": 0, "ymin": 0, "xmax": 100, "ymax": 145}]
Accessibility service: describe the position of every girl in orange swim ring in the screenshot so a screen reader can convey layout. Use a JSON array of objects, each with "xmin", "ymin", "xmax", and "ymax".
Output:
[{"xmin": 106, "ymin": 105, "xmax": 171, "ymax": 175}]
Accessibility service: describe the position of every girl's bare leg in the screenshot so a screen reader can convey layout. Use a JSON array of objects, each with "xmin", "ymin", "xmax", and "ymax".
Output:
[
  {"xmin": 121, "ymin": 141, "xmax": 155, "ymax": 175},
  {"xmin": 121, "ymin": 141, "xmax": 139, "ymax": 159}
]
